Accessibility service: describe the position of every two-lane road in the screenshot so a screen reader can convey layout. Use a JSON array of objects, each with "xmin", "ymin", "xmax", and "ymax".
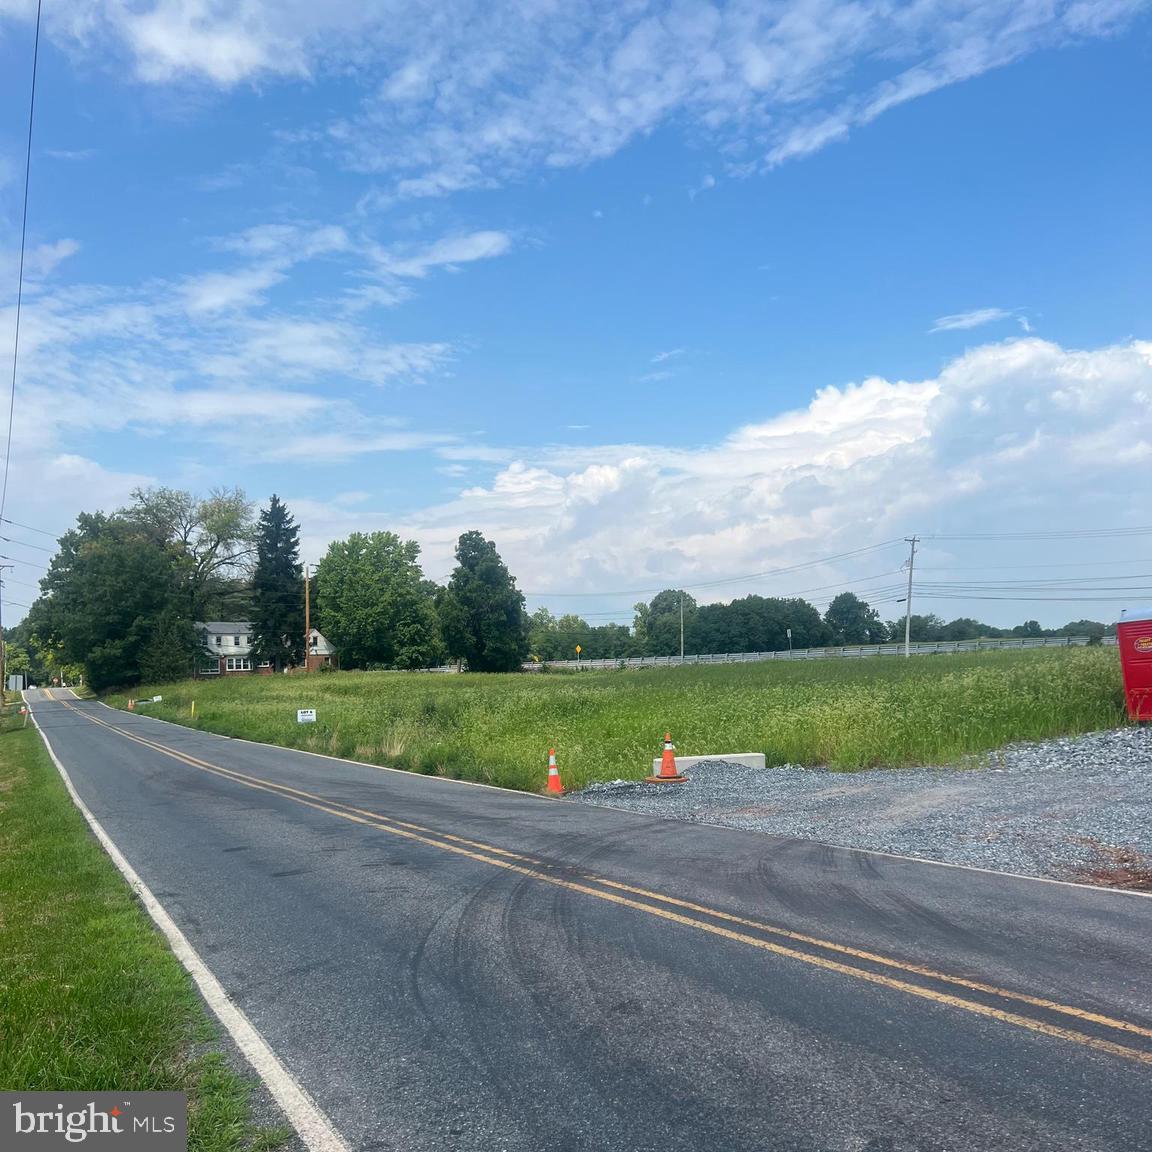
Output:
[{"xmin": 27, "ymin": 688, "xmax": 1152, "ymax": 1151}]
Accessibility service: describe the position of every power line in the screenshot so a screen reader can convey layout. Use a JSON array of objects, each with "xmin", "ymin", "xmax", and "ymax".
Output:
[
  {"xmin": 0, "ymin": 534, "xmax": 53, "ymax": 553},
  {"xmin": 0, "ymin": 0, "xmax": 43, "ymax": 525},
  {"xmin": 926, "ymin": 527, "xmax": 1152, "ymax": 541},
  {"xmin": 0, "ymin": 554, "xmax": 47, "ymax": 571},
  {"xmin": 521, "ymin": 539, "xmax": 906, "ymax": 598},
  {"xmin": 918, "ymin": 558, "xmax": 1152, "ymax": 572},
  {"xmin": 0, "ymin": 516, "xmax": 59, "ymax": 538}
]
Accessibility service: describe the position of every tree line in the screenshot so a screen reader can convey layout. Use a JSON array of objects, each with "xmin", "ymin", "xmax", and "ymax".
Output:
[
  {"xmin": 9, "ymin": 487, "xmax": 1115, "ymax": 690},
  {"xmin": 15, "ymin": 489, "xmax": 529, "ymax": 690},
  {"xmin": 528, "ymin": 589, "xmax": 1114, "ymax": 661}
]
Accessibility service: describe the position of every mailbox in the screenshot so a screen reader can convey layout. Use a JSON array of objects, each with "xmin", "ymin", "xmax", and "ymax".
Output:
[{"xmin": 1117, "ymin": 606, "xmax": 1152, "ymax": 723}]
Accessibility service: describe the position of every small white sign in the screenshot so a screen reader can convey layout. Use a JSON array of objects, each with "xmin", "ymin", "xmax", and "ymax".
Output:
[
  {"xmin": 297, "ymin": 708, "xmax": 317, "ymax": 724},
  {"xmin": 152, "ymin": 695, "xmax": 163, "ymax": 702}
]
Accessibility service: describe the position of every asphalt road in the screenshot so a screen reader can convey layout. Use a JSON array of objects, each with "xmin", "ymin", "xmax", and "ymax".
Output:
[{"xmin": 26, "ymin": 688, "xmax": 1152, "ymax": 1152}]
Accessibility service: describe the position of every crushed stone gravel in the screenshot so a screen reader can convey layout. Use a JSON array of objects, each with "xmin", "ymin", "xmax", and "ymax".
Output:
[{"xmin": 569, "ymin": 726, "xmax": 1152, "ymax": 883}]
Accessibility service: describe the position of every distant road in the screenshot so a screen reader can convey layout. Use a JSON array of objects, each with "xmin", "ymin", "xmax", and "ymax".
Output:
[{"xmin": 27, "ymin": 688, "xmax": 1152, "ymax": 1152}]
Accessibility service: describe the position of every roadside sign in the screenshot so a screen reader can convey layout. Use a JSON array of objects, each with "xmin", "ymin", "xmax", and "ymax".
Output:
[
  {"xmin": 297, "ymin": 708, "xmax": 317, "ymax": 724},
  {"xmin": 152, "ymin": 695, "xmax": 163, "ymax": 702},
  {"xmin": 575, "ymin": 645, "xmax": 582, "ymax": 655}
]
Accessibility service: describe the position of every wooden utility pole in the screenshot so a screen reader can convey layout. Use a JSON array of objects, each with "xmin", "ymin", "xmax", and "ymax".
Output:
[
  {"xmin": 303, "ymin": 564, "xmax": 311, "ymax": 672},
  {"xmin": 903, "ymin": 536, "xmax": 919, "ymax": 658}
]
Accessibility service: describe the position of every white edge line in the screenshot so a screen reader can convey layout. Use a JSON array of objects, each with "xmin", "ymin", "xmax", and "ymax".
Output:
[
  {"xmin": 91, "ymin": 695, "xmax": 1150, "ymax": 898},
  {"xmin": 25, "ymin": 691, "xmax": 352, "ymax": 1152}
]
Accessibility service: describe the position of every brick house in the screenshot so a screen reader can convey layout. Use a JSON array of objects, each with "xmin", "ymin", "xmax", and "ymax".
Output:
[
  {"xmin": 303, "ymin": 627, "xmax": 338, "ymax": 672},
  {"xmin": 196, "ymin": 622, "xmax": 338, "ymax": 676}
]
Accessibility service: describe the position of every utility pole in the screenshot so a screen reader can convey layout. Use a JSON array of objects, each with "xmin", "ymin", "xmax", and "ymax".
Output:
[
  {"xmin": 903, "ymin": 536, "xmax": 919, "ymax": 658},
  {"xmin": 679, "ymin": 593, "xmax": 685, "ymax": 660},
  {"xmin": 0, "ymin": 565, "xmax": 12, "ymax": 712},
  {"xmin": 303, "ymin": 563, "xmax": 311, "ymax": 673}
]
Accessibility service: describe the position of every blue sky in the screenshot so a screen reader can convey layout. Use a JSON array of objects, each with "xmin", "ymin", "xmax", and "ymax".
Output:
[{"xmin": 1, "ymin": 1, "xmax": 1150, "ymax": 628}]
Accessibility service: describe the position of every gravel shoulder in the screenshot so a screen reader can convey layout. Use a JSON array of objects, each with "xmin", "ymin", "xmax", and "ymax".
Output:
[{"xmin": 570, "ymin": 726, "xmax": 1152, "ymax": 886}]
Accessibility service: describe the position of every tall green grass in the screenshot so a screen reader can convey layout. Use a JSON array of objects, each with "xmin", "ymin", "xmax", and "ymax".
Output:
[{"xmin": 105, "ymin": 647, "xmax": 1127, "ymax": 792}]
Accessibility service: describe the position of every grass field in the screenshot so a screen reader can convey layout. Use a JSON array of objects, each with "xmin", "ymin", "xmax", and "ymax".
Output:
[
  {"xmin": 105, "ymin": 647, "xmax": 1127, "ymax": 792},
  {"xmin": 0, "ymin": 710, "xmax": 289, "ymax": 1152}
]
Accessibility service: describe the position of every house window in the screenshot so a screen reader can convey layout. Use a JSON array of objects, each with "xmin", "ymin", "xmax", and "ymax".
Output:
[
  {"xmin": 233, "ymin": 636, "xmax": 241, "ymax": 645},
  {"xmin": 215, "ymin": 636, "xmax": 222, "ymax": 646},
  {"xmin": 257, "ymin": 661, "xmax": 271, "ymax": 668},
  {"xmin": 225, "ymin": 657, "xmax": 252, "ymax": 671}
]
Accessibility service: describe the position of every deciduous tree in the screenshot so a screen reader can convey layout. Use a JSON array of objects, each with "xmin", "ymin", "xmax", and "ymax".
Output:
[{"xmin": 315, "ymin": 532, "xmax": 443, "ymax": 669}]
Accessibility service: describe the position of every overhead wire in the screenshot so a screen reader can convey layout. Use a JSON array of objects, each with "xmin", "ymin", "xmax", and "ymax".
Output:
[
  {"xmin": 0, "ymin": 516, "xmax": 59, "ymax": 538},
  {"xmin": 0, "ymin": 0, "xmax": 43, "ymax": 526}
]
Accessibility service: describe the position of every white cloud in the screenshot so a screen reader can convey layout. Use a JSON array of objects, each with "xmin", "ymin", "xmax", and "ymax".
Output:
[
  {"xmin": 4, "ymin": 2, "xmax": 1141, "ymax": 198},
  {"xmin": 45, "ymin": 148, "xmax": 96, "ymax": 161},
  {"xmin": 180, "ymin": 264, "xmax": 286, "ymax": 313},
  {"xmin": 364, "ymin": 338, "xmax": 1152, "ymax": 613},
  {"xmin": 0, "ymin": 238, "xmax": 80, "ymax": 283},
  {"xmin": 651, "ymin": 348, "xmax": 685, "ymax": 363},
  {"xmin": 371, "ymin": 230, "xmax": 512, "ymax": 279},
  {"xmin": 930, "ymin": 307, "xmax": 1014, "ymax": 333}
]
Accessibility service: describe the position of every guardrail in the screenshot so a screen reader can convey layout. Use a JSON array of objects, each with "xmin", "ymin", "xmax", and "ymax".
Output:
[{"xmin": 526, "ymin": 634, "xmax": 1117, "ymax": 671}]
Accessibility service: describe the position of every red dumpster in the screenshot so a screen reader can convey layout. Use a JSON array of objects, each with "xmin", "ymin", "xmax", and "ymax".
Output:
[{"xmin": 1117, "ymin": 606, "xmax": 1152, "ymax": 723}]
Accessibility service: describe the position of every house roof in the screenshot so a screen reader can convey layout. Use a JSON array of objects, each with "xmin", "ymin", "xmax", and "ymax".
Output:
[{"xmin": 197, "ymin": 621, "xmax": 253, "ymax": 634}]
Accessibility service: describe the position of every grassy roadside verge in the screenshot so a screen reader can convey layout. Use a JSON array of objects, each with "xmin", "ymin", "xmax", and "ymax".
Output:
[
  {"xmin": 0, "ymin": 710, "xmax": 291, "ymax": 1152},
  {"xmin": 106, "ymin": 647, "xmax": 1127, "ymax": 792}
]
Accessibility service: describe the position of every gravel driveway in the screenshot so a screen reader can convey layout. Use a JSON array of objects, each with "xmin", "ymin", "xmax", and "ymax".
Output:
[{"xmin": 570, "ymin": 726, "xmax": 1152, "ymax": 885}]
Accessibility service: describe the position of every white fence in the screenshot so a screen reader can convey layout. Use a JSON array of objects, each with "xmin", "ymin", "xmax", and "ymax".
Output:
[{"xmin": 527, "ymin": 634, "xmax": 1116, "ymax": 672}]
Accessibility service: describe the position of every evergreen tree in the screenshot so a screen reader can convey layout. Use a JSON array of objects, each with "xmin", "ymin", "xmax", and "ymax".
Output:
[
  {"xmin": 439, "ymin": 531, "xmax": 528, "ymax": 672},
  {"xmin": 250, "ymin": 495, "xmax": 305, "ymax": 671}
]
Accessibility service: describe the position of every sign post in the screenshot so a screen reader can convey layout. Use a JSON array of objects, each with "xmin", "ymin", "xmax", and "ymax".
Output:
[
  {"xmin": 575, "ymin": 644, "xmax": 582, "ymax": 670},
  {"xmin": 297, "ymin": 708, "xmax": 317, "ymax": 724}
]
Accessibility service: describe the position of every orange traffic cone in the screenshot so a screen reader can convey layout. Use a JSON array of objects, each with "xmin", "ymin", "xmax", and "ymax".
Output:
[
  {"xmin": 546, "ymin": 748, "xmax": 565, "ymax": 795},
  {"xmin": 645, "ymin": 731, "xmax": 687, "ymax": 784}
]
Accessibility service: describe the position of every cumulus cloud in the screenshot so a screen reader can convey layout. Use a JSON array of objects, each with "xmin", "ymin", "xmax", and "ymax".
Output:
[{"xmin": 362, "ymin": 338, "xmax": 1152, "ymax": 608}]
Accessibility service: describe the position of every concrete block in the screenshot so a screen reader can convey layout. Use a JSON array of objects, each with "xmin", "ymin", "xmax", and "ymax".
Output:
[{"xmin": 651, "ymin": 752, "xmax": 766, "ymax": 772}]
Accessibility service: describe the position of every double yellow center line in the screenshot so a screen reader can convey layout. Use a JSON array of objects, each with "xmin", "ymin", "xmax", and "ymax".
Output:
[{"xmin": 45, "ymin": 692, "xmax": 1152, "ymax": 1067}]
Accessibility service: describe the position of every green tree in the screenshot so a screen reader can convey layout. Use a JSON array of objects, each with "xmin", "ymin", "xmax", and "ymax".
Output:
[
  {"xmin": 315, "ymin": 532, "xmax": 443, "ymax": 669},
  {"xmin": 121, "ymin": 486, "xmax": 255, "ymax": 619},
  {"xmin": 1012, "ymin": 619, "xmax": 1045, "ymax": 638},
  {"xmin": 527, "ymin": 607, "xmax": 562, "ymax": 662},
  {"xmin": 250, "ymin": 495, "xmax": 304, "ymax": 671},
  {"xmin": 643, "ymin": 590, "xmax": 697, "ymax": 656},
  {"xmin": 438, "ymin": 531, "xmax": 528, "ymax": 672},
  {"xmin": 1055, "ymin": 619, "xmax": 1110, "ymax": 638},
  {"xmin": 939, "ymin": 617, "xmax": 998, "ymax": 641},
  {"xmin": 138, "ymin": 609, "xmax": 201, "ymax": 683},
  {"xmin": 31, "ymin": 513, "xmax": 189, "ymax": 691},
  {"xmin": 824, "ymin": 593, "xmax": 885, "ymax": 645}
]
